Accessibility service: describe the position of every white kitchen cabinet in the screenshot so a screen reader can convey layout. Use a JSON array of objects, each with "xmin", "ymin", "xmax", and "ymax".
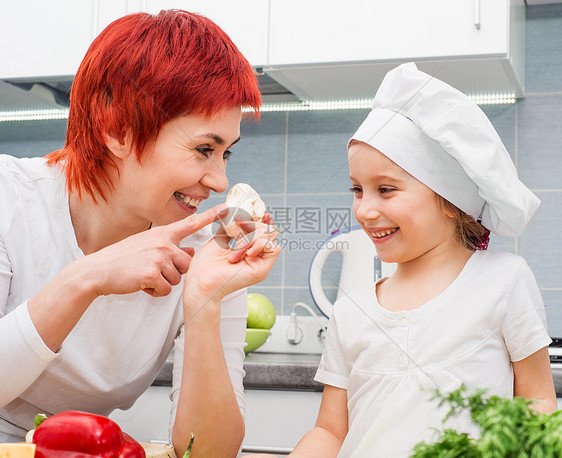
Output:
[
  {"xmin": 96, "ymin": 0, "xmax": 129, "ymax": 38},
  {"xmin": 108, "ymin": 386, "xmax": 322, "ymax": 454},
  {"xmin": 269, "ymin": 0, "xmax": 510, "ymax": 65},
  {"xmin": 266, "ymin": 0, "xmax": 526, "ymax": 100},
  {"xmin": 0, "ymin": 0, "xmax": 97, "ymax": 80},
  {"xmin": 242, "ymin": 389, "xmax": 322, "ymax": 454},
  {"xmin": 132, "ymin": 0, "xmax": 270, "ymax": 67},
  {"xmin": 0, "ymin": 0, "xmax": 267, "ymax": 82},
  {"xmin": 109, "ymin": 386, "xmax": 173, "ymax": 444},
  {"xmin": 0, "ymin": 0, "xmax": 131, "ymax": 81}
]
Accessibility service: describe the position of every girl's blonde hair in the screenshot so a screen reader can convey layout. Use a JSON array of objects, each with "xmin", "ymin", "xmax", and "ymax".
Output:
[{"xmin": 437, "ymin": 195, "xmax": 488, "ymax": 251}]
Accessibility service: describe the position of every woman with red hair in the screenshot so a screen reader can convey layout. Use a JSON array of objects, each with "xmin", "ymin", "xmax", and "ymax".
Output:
[{"xmin": 0, "ymin": 10, "xmax": 278, "ymax": 457}]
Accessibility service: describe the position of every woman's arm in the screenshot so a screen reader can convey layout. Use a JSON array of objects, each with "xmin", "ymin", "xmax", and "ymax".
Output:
[
  {"xmin": 288, "ymin": 385, "xmax": 348, "ymax": 457},
  {"xmin": 27, "ymin": 209, "xmax": 223, "ymax": 352},
  {"xmin": 513, "ymin": 346, "xmax": 557, "ymax": 413},
  {"xmin": 0, "ymin": 207, "xmax": 224, "ymax": 408}
]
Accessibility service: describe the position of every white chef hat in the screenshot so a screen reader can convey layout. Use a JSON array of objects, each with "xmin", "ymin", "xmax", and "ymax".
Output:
[{"xmin": 349, "ymin": 62, "xmax": 539, "ymax": 237}]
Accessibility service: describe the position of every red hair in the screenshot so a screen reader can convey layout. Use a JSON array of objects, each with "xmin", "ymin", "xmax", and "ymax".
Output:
[{"xmin": 47, "ymin": 9, "xmax": 261, "ymax": 201}]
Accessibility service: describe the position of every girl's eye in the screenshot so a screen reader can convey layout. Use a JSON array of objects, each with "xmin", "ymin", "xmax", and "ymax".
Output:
[
  {"xmin": 223, "ymin": 150, "xmax": 232, "ymax": 161},
  {"xmin": 349, "ymin": 186, "xmax": 362, "ymax": 194},
  {"xmin": 379, "ymin": 187, "xmax": 394, "ymax": 194},
  {"xmin": 196, "ymin": 147, "xmax": 213, "ymax": 158}
]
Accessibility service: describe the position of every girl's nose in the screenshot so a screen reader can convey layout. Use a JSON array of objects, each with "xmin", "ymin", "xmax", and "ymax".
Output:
[
  {"xmin": 201, "ymin": 159, "xmax": 228, "ymax": 193},
  {"xmin": 354, "ymin": 196, "xmax": 380, "ymax": 223}
]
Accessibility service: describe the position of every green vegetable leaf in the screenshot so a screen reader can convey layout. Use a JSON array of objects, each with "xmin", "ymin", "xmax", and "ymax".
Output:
[
  {"xmin": 410, "ymin": 386, "xmax": 562, "ymax": 457},
  {"xmin": 34, "ymin": 413, "xmax": 47, "ymax": 429},
  {"xmin": 182, "ymin": 433, "xmax": 195, "ymax": 458}
]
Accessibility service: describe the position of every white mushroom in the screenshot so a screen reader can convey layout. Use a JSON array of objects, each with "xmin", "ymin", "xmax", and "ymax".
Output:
[{"xmin": 222, "ymin": 183, "xmax": 266, "ymax": 239}]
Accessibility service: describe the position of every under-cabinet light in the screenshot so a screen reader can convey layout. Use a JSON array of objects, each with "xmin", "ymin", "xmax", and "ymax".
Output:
[
  {"xmin": 250, "ymin": 93, "xmax": 516, "ymax": 113},
  {"xmin": 255, "ymin": 98, "xmax": 374, "ymax": 112},
  {"xmin": 0, "ymin": 108, "xmax": 69, "ymax": 122},
  {"xmin": 0, "ymin": 94, "xmax": 516, "ymax": 122},
  {"xmin": 467, "ymin": 93, "xmax": 517, "ymax": 105}
]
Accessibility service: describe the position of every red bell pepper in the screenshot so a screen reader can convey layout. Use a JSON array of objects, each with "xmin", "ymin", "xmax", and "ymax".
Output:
[{"xmin": 32, "ymin": 411, "xmax": 145, "ymax": 458}]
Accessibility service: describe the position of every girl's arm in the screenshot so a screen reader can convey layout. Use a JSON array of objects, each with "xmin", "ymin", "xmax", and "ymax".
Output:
[
  {"xmin": 172, "ymin": 293, "xmax": 245, "ymax": 458},
  {"xmin": 288, "ymin": 385, "xmax": 348, "ymax": 457},
  {"xmin": 171, "ymin": 218, "xmax": 280, "ymax": 457},
  {"xmin": 513, "ymin": 346, "xmax": 557, "ymax": 413}
]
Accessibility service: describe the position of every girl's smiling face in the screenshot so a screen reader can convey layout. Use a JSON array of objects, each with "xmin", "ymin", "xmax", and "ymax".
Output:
[
  {"xmin": 111, "ymin": 107, "xmax": 242, "ymax": 228},
  {"xmin": 348, "ymin": 141, "xmax": 456, "ymax": 265}
]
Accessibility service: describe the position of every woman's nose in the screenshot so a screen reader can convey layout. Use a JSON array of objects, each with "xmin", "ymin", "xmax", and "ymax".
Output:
[{"xmin": 201, "ymin": 158, "xmax": 228, "ymax": 193}]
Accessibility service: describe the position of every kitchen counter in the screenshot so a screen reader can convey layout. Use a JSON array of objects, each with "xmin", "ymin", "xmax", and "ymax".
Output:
[
  {"xmin": 153, "ymin": 352, "xmax": 323, "ymax": 391},
  {"xmin": 551, "ymin": 365, "xmax": 562, "ymax": 396},
  {"xmin": 154, "ymin": 355, "xmax": 562, "ymax": 397},
  {"xmin": 243, "ymin": 352, "xmax": 323, "ymax": 391}
]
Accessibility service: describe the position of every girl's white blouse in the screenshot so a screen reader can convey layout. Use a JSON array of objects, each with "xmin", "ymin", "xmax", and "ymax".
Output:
[{"xmin": 316, "ymin": 249, "xmax": 551, "ymax": 457}]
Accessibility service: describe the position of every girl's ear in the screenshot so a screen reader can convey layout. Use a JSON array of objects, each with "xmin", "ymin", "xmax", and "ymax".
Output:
[
  {"xmin": 435, "ymin": 193, "xmax": 457, "ymax": 219},
  {"xmin": 444, "ymin": 208, "xmax": 456, "ymax": 219},
  {"xmin": 103, "ymin": 130, "xmax": 132, "ymax": 159}
]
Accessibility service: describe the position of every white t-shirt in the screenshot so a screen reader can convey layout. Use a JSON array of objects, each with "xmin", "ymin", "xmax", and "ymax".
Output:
[
  {"xmin": 0, "ymin": 155, "xmax": 247, "ymax": 440},
  {"xmin": 315, "ymin": 249, "xmax": 551, "ymax": 458}
]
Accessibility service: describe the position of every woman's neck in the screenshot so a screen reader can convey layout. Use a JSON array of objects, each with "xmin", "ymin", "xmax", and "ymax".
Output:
[{"xmin": 69, "ymin": 191, "xmax": 151, "ymax": 255}]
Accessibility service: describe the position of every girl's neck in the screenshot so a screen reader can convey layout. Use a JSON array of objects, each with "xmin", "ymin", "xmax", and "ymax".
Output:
[
  {"xmin": 377, "ymin": 242, "xmax": 475, "ymax": 312},
  {"xmin": 69, "ymin": 191, "xmax": 151, "ymax": 255}
]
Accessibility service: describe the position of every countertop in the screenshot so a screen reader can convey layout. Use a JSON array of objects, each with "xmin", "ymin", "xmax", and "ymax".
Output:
[
  {"xmin": 153, "ymin": 352, "xmax": 323, "ymax": 391},
  {"xmin": 153, "ymin": 355, "xmax": 562, "ymax": 396}
]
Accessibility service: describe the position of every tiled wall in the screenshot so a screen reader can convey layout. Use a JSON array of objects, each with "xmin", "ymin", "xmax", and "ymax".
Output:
[{"xmin": 1, "ymin": 5, "xmax": 561, "ymax": 332}]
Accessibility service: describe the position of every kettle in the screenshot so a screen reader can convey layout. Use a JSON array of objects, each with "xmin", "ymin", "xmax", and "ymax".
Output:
[{"xmin": 308, "ymin": 226, "xmax": 396, "ymax": 318}]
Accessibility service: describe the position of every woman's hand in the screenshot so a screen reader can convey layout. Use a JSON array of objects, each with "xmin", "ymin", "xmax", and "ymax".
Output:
[
  {"xmin": 28, "ymin": 204, "xmax": 229, "ymax": 352},
  {"xmin": 78, "ymin": 204, "xmax": 229, "ymax": 299},
  {"xmin": 183, "ymin": 213, "xmax": 281, "ymax": 304}
]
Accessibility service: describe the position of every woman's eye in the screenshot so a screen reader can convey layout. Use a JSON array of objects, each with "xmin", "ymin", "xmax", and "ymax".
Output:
[
  {"xmin": 379, "ymin": 187, "xmax": 394, "ymax": 194},
  {"xmin": 349, "ymin": 186, "xmax": 362, "ymax": 194},
  {"xmin": 223, "ymin": 150, "xmax": 232, "ymax": 161},
  {"xmin": 196, "ymin": 147, "xmax": 213, "ymax": 158}
]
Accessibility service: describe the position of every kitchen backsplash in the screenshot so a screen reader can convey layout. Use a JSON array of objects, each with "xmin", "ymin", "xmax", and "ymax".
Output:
[{"xmin": 1, "ymin": 5, "xmax": 561, "ymax": 333}]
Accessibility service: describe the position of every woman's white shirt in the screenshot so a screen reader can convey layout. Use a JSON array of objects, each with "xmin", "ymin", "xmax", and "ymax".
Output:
[{"xmin": 0, "ymin": 155, "xmax": 247, "ymax": 438}]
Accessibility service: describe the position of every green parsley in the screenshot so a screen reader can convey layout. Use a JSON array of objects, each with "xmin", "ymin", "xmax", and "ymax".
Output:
[{"xmin": 411, "ymin": 385, "xmax": 562, "ymax": 457}]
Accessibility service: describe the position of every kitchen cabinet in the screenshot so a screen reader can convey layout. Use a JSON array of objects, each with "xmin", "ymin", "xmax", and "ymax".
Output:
[
  {"xmin": 96, "ymin": 0, "xmax": 128, "ymax": 37},
  {"xmin": 109, "ymin": 386, "xmax": 322, "ymax": 454},
  {"xmin": 0, "ymin": 0, "xmax": 97, "ymax": 80},
  {"xmin": 0, "ymin": 0, "xmax": 130, "ymax": 81},
  {"xmin": 0, "ymin": 0, "xmax": 267, "ymax": 82},
  {"xmin": 109, "ymin": 386, "xmax": 172, "ymax": 444},
  {"xmin": 243, "ymin": 388, "xmax": 322, "ymax": 454},
  {"xmin": 269, "ymin": 0, "xmax": 510, "ymax": 65},
  {"xmin": 128, "ymin": 0, "xmax": 269, "ymax": 67},
  {"xmin": 265, "ymin": 0, "xmax": 526, "ymax": 100},
  {"xmin": 1, "ymin": 0, "xmax": 526, "ymax": 104}
]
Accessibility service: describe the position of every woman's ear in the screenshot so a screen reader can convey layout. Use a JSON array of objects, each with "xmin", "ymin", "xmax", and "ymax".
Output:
[{"xmin": 103, "ymin": 130, "xmax": 132, "ymax": 159}]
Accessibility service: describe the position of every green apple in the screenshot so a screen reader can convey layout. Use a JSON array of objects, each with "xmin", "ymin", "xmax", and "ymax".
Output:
[{"xmin": 247, "ymin": 293, "xmax": 276, "ymax": 330}]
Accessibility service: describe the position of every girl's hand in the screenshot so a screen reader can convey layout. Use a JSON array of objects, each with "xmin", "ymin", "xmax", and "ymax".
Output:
[
  {"xmin": 183, "ymin": 213, "xmax": 280, "ymax": 303},
  {"xmin": 80, "ymin": 204, "xmax": 229, "ymax": 299}
]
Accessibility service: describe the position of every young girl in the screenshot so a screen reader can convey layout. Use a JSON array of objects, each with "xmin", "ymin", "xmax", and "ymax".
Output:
[{"xmin": 289, "ymin": 63, "xmax": 556, "ymax": 457}]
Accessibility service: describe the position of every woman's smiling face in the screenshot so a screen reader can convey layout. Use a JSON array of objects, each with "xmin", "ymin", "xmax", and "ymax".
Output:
[
  {"xmin": 114, "ymin": 107, "xmax": 242, "ymax": 227},
  {"xmin": 348, "ymin": 141, "xmax": 456, "ymax": 264}
]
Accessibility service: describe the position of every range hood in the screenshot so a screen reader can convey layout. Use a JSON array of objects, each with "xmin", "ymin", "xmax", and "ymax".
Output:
[
  {"xmin": 261, "ymin": 57, "xmax": 524, "ymax": 105},
  {"xmin": 0, "ymin": 80, "xmax": 71, "ymax": 112},
  {"xmin": 0, "ymin": 73, "xmax": 297, "ymax": 113},
  {"xmin": 0, "ymin": 58, "xmax": 519, "ymax": 115},
  {"xmin": 0, "ymin": 52, "xmax": 524, "ymax": 115}
]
